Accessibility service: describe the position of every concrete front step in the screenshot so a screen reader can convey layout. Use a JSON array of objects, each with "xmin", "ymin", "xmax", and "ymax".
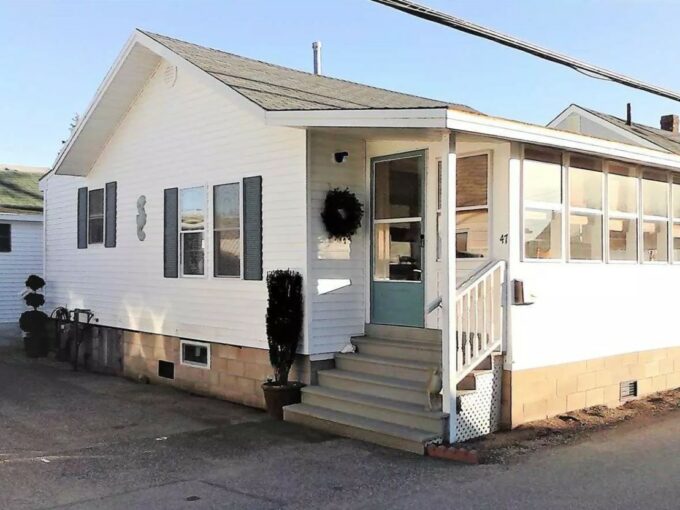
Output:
[
  {"xmin": 301, "ymin": 385, "xmax": 447, "ymax": 434},
  {"xmin": 283, "ymin": 403, "xmax": 440, "ymax": 455},
  {"xmin": 365, "ymin": 324, "xmax": 441, "ymax": 344},
  {"xmin": 318, "ymin": 369, "xmax": 427, "ymax": 406},
  {"xmin": 335, "ymin": 353, "xmax": 436, "ymax": 384},
  {"xmin": 352, "ymin": 337, "xmax": 441, "ymax": 364}
]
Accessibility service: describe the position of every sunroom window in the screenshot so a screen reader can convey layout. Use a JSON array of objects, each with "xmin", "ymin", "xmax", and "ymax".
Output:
[
  {"xmin": 672, "ymin": 175, "xmax": 680, "ymax": 262},
  {"xmin": 608, "ymin": 163, "xmax": 638, "ymax": 262},
  {"xmin": 642, "ymin": 168, "xmax": 669, "ymax": 262},
  {"xmin": 180, "ymin": 186, "xmax": 206, "ymax": 276},
  {"xmin": 456, "ymin": 154, "xmax": 489, "ymax": 258},
  {"xmin": 568, "ymin": 155, "xmax": 603, "ymax": 261},
  {"xmin": 523, "ymin": 147, "xmax": 563, "ymax": 259}
]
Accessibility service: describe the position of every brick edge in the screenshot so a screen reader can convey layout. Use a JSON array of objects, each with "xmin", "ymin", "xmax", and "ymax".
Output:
[{"xmin": 426, "ymin": 444, "xmax": 479, "ymax": 464}]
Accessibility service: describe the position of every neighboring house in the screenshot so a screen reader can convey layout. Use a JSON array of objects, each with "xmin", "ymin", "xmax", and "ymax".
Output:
[
  {"xmin": 42, "ymin": 30, "xmax": 680, "ymax": 454},
  {"xmin": 0, "ymin": 165, "xmax": 45, "ymax": 341}
]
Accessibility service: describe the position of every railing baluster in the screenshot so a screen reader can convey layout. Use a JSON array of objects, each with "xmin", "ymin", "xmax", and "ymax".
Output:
[
  {"xmin": 464, "ymin": 295, "xmax": 472, "ymax": 366},
  {"xmin": 455, "ymin": 260, "xmax": 505, "ymax": 383},
  {"xmin": 489, "ymin": 269, "xmax": 495, "ymax": 344},
  {"xmin": 472, "ymin": 287, "xmax": 478, "ymax": 360},
  {"xmin": 456, "ymin": 297, "xmax": 463, "ymax": 369},
  {"xmin": 482, "ymin": 276, "xmax": 488, "ymax": 351}
]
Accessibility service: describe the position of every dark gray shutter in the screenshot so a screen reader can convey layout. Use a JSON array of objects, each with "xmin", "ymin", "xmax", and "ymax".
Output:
[
  {"xmin": 77, "ymin": 187, "xmax": 88, "ymax": 249},
  {"xmin": 105, "ymin": 182, "xmax": 117, "ymax": 247},
  {"xmin": 164, "ymin": 188, "xmax": 179, "ymax": 278},
  {"xmin": 243, "ymin": 176, "xmax": 263, "ymax": 280}
]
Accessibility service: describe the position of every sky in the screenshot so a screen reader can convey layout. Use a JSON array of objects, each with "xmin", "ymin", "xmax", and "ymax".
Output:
[{"xmin": 2, "ymin": 0, "xmax": 680, "ymax": 167}]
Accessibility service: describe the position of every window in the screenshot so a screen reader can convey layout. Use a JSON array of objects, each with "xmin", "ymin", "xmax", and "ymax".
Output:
[
  {"xmin": 523, "ymin": 147, "xmax": 563, "ymax": 259},
  {"xmin": 456, "ymin": 154, "xmax": 489, "ymax": 258},
  {"xmin": 213, "ymin": 183, "xmax": 241, "ymax": 277},
  {"xmin": 88, "ymin": 189, "xmax": 104, "ymax": 244},
  {"xmin": 672, "ymin": 175, "xmax": 680, "ymax": 262},
  {"xmin": 608, "ymin": 163, "xmax": 638, "ymax": 261},
  {"xmin": 641, "ymin": 169, "xmax": 669, "ymax": 262},
  {"xmin": 0, "ymin": 224, "xmax": 10, "ymax": 252},
  {"xmin": 180, "ymin": 186, "xmax": 206, "ymax": 276},
  {"xmin": 180, "ymin": 339, "xmax": 210, "ymax": 368},
  {"xmin": 568, "ymin": 155, "xmax": 603, "ymax": 261}
]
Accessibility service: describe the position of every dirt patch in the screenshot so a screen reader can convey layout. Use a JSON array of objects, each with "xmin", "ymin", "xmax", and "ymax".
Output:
[{"xmin": 459, "ymin": 388, "xmax": 680, "ymax": 464}]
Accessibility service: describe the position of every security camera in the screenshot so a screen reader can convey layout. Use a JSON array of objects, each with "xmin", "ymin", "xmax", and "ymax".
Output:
[{"xmin": 334, "ymin": 151, "xmax": 349, "ymax": 163}]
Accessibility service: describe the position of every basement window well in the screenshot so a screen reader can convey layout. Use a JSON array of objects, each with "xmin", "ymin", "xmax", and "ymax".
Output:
[{"xmin": 180, "ymin": 340, "xmax": 210, "ymax": 369}]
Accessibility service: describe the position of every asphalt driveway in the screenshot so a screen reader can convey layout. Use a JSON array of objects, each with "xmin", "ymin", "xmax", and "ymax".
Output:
[{"xmin": 2, "ymin": 347, "xmax": 680, "ymax": 510}]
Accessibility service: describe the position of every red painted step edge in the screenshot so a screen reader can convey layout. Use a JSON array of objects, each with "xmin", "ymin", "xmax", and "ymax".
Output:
[{"xmin": 426, "ymin": 444, "xmax": 479, "ymax": 464}]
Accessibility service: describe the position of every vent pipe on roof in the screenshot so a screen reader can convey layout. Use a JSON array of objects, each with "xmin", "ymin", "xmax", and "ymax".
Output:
[
  {"xmin": 626, "ymin": 103, "xmax": 632, "ymax": 126},
  {"xmin": 312, "ymin": 41, "xmax": 322, "ymax": 75}
]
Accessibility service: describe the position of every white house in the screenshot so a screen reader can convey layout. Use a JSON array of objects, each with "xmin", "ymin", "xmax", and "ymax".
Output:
[
  {"xmin": 0, "ymin": 165, "xmax": 45, "ymax": 343},
  {"xmin": 42, "ymin": 30, "xmax": 680, "ymax": 454}
]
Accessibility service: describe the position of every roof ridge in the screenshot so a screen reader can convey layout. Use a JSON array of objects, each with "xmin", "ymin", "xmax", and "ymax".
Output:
[
  {"xmin": 579, "ymin": 104, "xmax": 680, "ymax": 138},
  {"xmin": 139, "ymin": 29, "xmax": 456, "ymax": 108}
]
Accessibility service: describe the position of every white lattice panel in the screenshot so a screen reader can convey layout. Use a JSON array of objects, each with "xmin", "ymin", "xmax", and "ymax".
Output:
[{"xmin": 456, "ymin": 359, "xmax": 502, "ymax": 442}]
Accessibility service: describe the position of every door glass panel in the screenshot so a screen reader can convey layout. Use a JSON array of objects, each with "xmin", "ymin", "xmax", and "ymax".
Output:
[
  {"xmin": 374, "ymin": 222, "xmax": 422, "ymax": 281},
  {"xmin": 374, "ymin": 157, "xmax": 421, "ymax": 219}
]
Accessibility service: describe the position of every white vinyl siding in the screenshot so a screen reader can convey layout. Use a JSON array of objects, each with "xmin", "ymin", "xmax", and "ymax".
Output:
[
  {"xmin": 0, "ymin": 218, "xmax": 43, "ymax": 324},
  {"xmin": 43, "ymin": 59, "xmax": 306, "ymax": 352},
  {"xmin": 306, "ymin": 131, "xmax": 366, "ymax": 355}
]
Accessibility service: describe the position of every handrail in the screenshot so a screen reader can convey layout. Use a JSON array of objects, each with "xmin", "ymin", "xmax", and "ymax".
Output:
[
  {"xmin": 426, "ymin": 296, "xmax": 442, "ymax": 314},
  {"xmin": 454, "ymin": 259, "xmax": 506, "ymax": 383}
]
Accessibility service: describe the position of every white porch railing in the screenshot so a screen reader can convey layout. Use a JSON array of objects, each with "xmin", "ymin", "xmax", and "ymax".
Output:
[{"xmin": 455, "ymin": 260, "xmax": 506, "ymax": 383}]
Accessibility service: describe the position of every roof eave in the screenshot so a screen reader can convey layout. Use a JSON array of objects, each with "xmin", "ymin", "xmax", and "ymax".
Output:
[
  {"xmin": 265, "ymin": 107, "xmax": 449, "ymax": 128},
  {"xmin": 447, "ymin": 109, "xmax": 680, "ymax": 171}
]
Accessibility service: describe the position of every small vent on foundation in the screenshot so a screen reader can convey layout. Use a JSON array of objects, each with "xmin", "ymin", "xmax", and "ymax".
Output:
[
  {"xmin": 620, "ymin": 380, "xmax": 637, "ymax": 400},
  {"xmin": 158, "ymin": 360, "xmax": 175, "ymax": 379}
]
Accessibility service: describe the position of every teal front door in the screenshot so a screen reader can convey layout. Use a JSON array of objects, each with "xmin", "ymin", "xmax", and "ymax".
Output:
[{"xmin": 370, "ymin": 151, "xmax": 425, "ymax": 328}]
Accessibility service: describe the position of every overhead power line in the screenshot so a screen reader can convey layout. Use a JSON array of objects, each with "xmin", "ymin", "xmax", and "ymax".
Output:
[{"xmin": 371, "ymin": 0, "xmax": 680, "ymax": 103}]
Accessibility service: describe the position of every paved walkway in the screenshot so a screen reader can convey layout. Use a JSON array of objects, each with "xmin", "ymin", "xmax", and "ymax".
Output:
[{"xmin": 2, "ymin": 349, "xmax": 680, "ymax": 509}]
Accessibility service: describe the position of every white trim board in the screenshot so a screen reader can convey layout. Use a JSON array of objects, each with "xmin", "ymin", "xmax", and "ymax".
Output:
[{"xmin": 446, "ymin": 110, "xmax": 680, "ymax": 171}]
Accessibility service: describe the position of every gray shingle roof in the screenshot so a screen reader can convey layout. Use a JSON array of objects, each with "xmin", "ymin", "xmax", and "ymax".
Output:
[
  {"xmin": 143, "ymin": 31, "xmax": 477, "ymax": 113},
  {"xmin": 581, "ymin": 106, "xmax": 680, "ymax": 156},
  {"xmin": 0, "ymin": 166, "xmax": 44, "ymax": 214}
]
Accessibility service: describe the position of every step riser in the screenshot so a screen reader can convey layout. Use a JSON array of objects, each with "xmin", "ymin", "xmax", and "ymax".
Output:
[
  {"xmin": 458, "ymin": 374, "xmax": 476, "ymax": 391},
  {"xmin": 354, "ymin": 342, "xmax": 441, "ymax": 364},
  {"xmin": 365, "ymin": 324, "xmax": 441, "ymax": 343},
  {"xmin": 318, "ymin": 372, "xmax": 426, "ymax": 406},
  {"xmin": 283, "ymin": 407, "xmax": 427, "ymax": 455},
  {"xmin": 336, "ymin": 357, "xmax": 431, "ymax": 383},
  {"xmin": 357, "ymin": 335, "xmax": 440, "ymax": 348},
  {"xmin": 302, "ymin": 391, "xmax": 444, "ymax": 434}
]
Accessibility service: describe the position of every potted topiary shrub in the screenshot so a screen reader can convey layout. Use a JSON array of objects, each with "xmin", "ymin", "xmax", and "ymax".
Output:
[
  {"xmin": 262, "ymin": 269, "xmax": 305, "ymax": 420},
  {"xmin": 19, "ymin": 275, "xmax": 49, "ymax": 358}
]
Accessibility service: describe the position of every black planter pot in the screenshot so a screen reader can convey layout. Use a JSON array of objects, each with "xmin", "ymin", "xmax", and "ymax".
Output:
[
  {"xmin": 261, "ymin": 381, "xmax": 305, "ymax": 420},
  {"xmin": 23, "ymin": 332, "xmax": 49, "ymax": 358}
]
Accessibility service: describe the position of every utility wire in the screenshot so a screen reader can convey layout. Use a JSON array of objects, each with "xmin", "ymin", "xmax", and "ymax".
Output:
[{"xmin": 371, "ymin": 0, "xmax": 680, "ymax": 103}]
